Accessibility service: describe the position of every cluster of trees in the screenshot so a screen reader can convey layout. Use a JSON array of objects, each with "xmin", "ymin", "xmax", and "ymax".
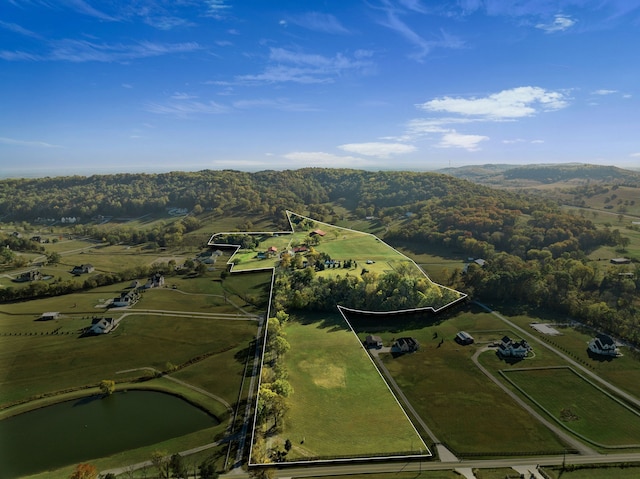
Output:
[
  {"xmin": 0, "ymin": 262, "xmax": 176, "ymax": 303},
  {"xmin": 255, "ymin": 312, "xmax": 294, "ymax": 463},
  {"xmin": 458, "ymin": 253, "xmax": 640, "ymax": 343},
  {"xmin": 0, "ymin": 231, "xmax": 46, "ymax": 269},
  {"xmin": 273, "ymin": 263, "xmax": 460, "ymax": 313}
]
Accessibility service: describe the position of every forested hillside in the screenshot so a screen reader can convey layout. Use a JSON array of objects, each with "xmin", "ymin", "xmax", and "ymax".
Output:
[
  {"xmin": 1, "ymin": 168, "xmax": 638, "ymax": 344},
  {"xmin": 0, "ymin": 168, "xmax": 516, "ymax": 222}
]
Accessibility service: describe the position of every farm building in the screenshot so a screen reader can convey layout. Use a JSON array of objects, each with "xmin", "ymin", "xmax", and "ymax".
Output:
[
  {"xmin": 310, "ymin": 229, "xmax": 326, "ymax": 237},
  {"xmin": 365, "ymin": 335, "xmax": 383, "ymax": 349},
  {"xmin": 71, "ymin": 264, "xmax": 95, "ymax": 274},
  {"xmin": 498, "ymin": 336, "xmax": 531, "ymax": 358},
  {"xmin": 455, "ymin": 331, "xmax": 474, "ymax": 345},
  {"xmin": 394, "ymin": 337, "xmax": 419, "ymax": 353},
  {"xmin": 39, "ymin": 312, "xmax": 60, "ymax": 321},
  {"xmin": 611, "ymin": 258, "xmax": 631, "ymax": 265},
  {"xmin": 588, "ymin": 334, "xmax": 619, "ymax": 357}
]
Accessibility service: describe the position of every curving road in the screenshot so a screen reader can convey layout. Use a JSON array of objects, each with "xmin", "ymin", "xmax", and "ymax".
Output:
[{"xmin": 470, "ymin": 346, "xmax": 596, "ymax": 455}]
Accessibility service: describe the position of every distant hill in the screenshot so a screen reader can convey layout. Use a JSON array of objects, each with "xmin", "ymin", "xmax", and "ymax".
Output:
[{"xmin": 439, "ymin": 163, "xmax": 640, "ymax": 188}]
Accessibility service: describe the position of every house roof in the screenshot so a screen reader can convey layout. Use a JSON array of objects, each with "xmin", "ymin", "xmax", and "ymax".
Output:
[
  {"xmin": 596, "ymin": 333, "xmax": 615, "ymax": 346},
  {"xmin": 311, "ymin": 229, "xmax": 326, "ymax": 236},
  {"xmin": 366, "ymin": 335, "xmax": 383, "ymax": 343}
]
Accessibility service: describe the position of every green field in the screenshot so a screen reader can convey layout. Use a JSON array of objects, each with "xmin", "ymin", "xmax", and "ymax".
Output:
[
  {"xmin": 227, "ymin": 214, "xmax": 421, "ymax": 278},
  {"xmin": 376, "ymin": 306, "xmax": 568, "ymax": 455},
  {"xmin": 265, "ymin": 314, "xmax": 427, "ymax": 461},
  {"xmin": 500, "ymin": 314, "xmax": 640, "ymax": 401},
  {"xmin": 502, "ymin": 367, "xmax": 640, "ymax": 447}
]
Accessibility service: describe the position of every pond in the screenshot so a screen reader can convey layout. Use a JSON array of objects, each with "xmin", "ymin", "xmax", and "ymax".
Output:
[{"xmin": 0, "ymin": 390, "xmax": 219, "ymax": 479}]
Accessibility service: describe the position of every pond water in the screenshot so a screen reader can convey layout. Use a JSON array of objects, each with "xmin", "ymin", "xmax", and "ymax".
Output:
[{"xmin": 0, "ymin": 390, "xmax": 219, "ymax": 479}]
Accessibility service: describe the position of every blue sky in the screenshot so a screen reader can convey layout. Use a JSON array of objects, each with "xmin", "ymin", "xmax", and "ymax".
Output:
[{"xmin": 1, "ymin": 0, "xmax": 639, "ymax": 177}]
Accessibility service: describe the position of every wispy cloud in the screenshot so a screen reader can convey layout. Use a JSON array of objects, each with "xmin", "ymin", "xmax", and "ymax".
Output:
[
  {"xmin": 204, "ymin": 0, "xmax": 231, "ymax": 19},
  {"xmin": 437, "ymin": 131, "xmax": 488, "ymax": 151},
  {"xmin": 232, "ymin": 98, "xmax": 317, "ymax": 112},
  {"xmin": 631, "ymin": 152, "xmax": 640, "ymax": 158},
  {"xmin": 338, "ymin": 142, "xmax": 416, "ymax": 158},
  {"xmin": 0, "ymin": 50, "xmax": 41, "ymax": 61},
  {"xmin": 0, "ymin": 136, "xmax": 62, "ymax": 148},
  {"xmin": 0, "ymin": 20, "xmax": 42, "ymax": 39},
  {"xmin": 591, "ymin": 89, "xmax": 618, "ymax": 95},
  {"xmin": 371, "ymin": 0, "xmax": 464, "ymax": 60},
  {"xmin": 1, "ymin": 39, "xmax": 201, "ymax": 63},
  {"xmin": 418, "ymin": 86, "xmax": 569, "ymax": 119},
  {"xmin": 283, "ymin": 151, "xmax": 377, "ymax": 168},
  {"xmin": 285, "ymin": 12, "xmax": 350, "ymax": 34},
  {"xmin": 171, "ymin": 92, "xmax": 198, "ymax": 100},
  {"xmin": 145, "ymin": 98, "xmax": 228, "ymax": 118},
  {"xmin": 236, "ymin": 47, "xmax": 375, "ymax": 84},
  {"xmin": 143, "ymin": 16, "xmax": 194, "ymax": 31},
  {"xmin": 536, "ymin": 14, "xmax": 577, "ymax": 33},
  {"xmin": 64, "ymin": 0, "xmax": 118, "ymax": 22},
  {"xmin": 503, "ymin": 138, "xmax": 545, "ymax": 144}
]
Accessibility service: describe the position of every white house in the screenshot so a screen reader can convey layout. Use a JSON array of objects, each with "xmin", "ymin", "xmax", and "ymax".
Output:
[
  {"xmin": 89, "ymin": 317, "xmax": 117, "ymax": 335},
  {"xmin": 588, "ymin": 334, "xmax": 619, "ymax": 357},
  {"xmin": 498, "ymin": 336, "xmax": 531, "ymax": 358},
  {"xmin": 144, "ymin": 273, "xmax": 165, "ymax": 289},
  {"xmin": 394, "ymin": 337, "xmax": 419, "ymax": 353}
]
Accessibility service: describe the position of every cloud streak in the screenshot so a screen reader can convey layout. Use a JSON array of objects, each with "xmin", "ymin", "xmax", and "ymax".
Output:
[
  {"xmin": 536, "ymin": 14, "xmax": 577, "ymax": 33},
  {"xmin": 0, "ymin": 136, "xmax": 62, "ymax": 148},
  {"xmin": 437, "ymin": 131, "xmax": 488, "ymax": 151},
  {"xmin": 418, "ymin": 86, "xmax": 569, "ymax": 119},
  {"xmin": 283, "ymin": 151, "xmax": 377, "ymax": 168},
  {"xmin": 145, "ymin": 99, "xmax": 228, "ymax": 118},
  {"xmin": 285, "ymin": 12, "xmax": 350, "ymax": 34},
  {"xmin": 1, "ymin": 39, "xmax": 201, "ymax": 63},
  {"xmin": 236, "ymin": 47, "xmax": 375, "ymax": 84},
  {"xmin": 339, "ymin": 142, "xmax": 416, "ymax": 158}
]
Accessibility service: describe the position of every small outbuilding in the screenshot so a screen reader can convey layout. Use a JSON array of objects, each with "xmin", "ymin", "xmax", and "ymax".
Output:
[
  {"xmin": 39, "ymin": 312, "xmax": 60, "ymax": 321},
  {"xmin": 455, "ymin": 331, "xmax": 474, "ymax": 345},
  {"xmin": 365, "ymin": 335, "xmax": 383, "ymax": 349},
  {"xmin": 611, "ymin": 258, "xmax": 631, "ymax": 265}
]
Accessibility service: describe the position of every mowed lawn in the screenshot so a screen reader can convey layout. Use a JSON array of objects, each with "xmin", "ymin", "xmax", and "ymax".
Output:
[
  {"xmin": 278, "ymin": 317, "xmax": 427, "ymax": 460},
  {"xmin": 0, "ymin": 312, "xmax": 257, "ymax": 408},
  {"xmin": 377, "ymin": 308, "xmax": 567, "ymax": 455},
  {"xmin": 502, "ymin": 367, "xmax": 640, "ymax": 447}
]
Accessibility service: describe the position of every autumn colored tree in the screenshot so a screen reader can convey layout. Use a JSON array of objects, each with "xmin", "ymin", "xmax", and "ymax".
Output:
[
  {"xmin": 69, "ymin": 463, "xmax": 98, "ymax": 479},
  {"xmin": 99, "ymin": 379, "xmax": 115, "ymax": 396}
]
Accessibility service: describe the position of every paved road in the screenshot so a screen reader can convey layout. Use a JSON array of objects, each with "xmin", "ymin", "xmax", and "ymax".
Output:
[
  {"xmin": 218, "ymin": 452, "xmax": 640, "ymax": 479},
  {"xmin": 473, "ymin": 301, "xmax": 640, "ymax": 410},
  {"xmin": 470, "ymin": 346, "xmax": 596, "ymax": 455},
  {"xmin": 230, "ymin": 314, "xmax": 266, "ymax": 471},
  {"xmin": 369, "ymin": 348, "xmax": 458, "ymax": 461}
]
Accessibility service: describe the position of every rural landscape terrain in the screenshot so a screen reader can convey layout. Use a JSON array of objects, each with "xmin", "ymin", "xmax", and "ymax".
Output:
[{"xmin": 1, "ymin": 165, "xmax": 640, "ymax": 479}]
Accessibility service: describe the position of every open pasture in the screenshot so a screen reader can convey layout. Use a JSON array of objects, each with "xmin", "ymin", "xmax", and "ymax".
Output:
[
  {"xmin": 503, "ymin": 314, "xmax": 640, "ymax": 399},
  {"xmin": 0, "ymin": 312, "xmax": 256, "ymax": 408},
  {"xmin": 502, "ymin": 367, "xmax": 640, "ymax": 447},
  {"xmin": 270, "ymin": 314, "xmax": 427, "ymax": 461},
  {"xmin": 376, "ymin": 307, "xmax": 567, "ymax": 455}
]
